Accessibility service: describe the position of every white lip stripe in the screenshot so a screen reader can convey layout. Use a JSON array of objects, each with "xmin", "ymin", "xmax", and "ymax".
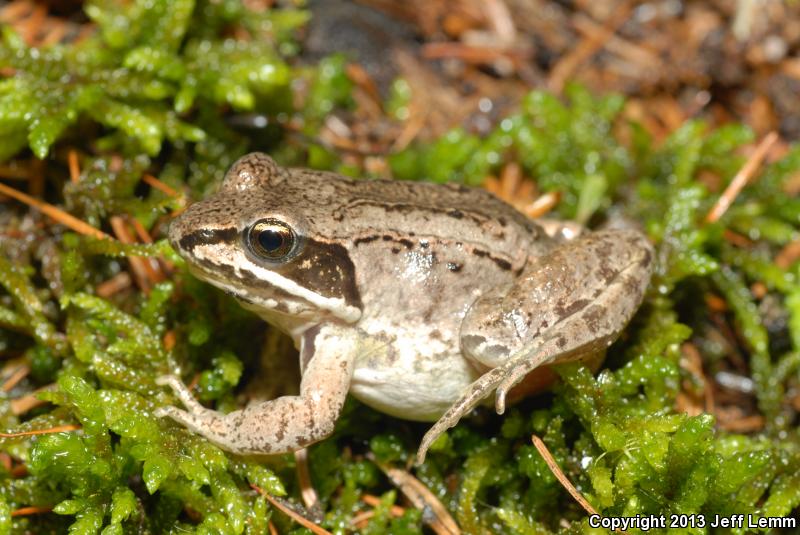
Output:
[
  {"xmin": 246, "ymin": 264, "xmax": 361, "ymax": 322},
  {"xmin": 194, "ymin": 246, "xmax": 361, "ymax": 322}
]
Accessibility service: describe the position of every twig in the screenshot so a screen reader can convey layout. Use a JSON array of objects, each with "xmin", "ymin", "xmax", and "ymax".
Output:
[{"xmin": 705, "ymin": 132, "xmax": 779, "ymax": 223}]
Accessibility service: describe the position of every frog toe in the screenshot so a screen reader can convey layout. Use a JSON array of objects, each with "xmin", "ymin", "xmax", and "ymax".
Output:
[
  {"xmin": 153, "ymin": 405, "xmax": 184, "ymax": 420},
  {"xmin": 494, "ymin": 362, "xmax": 534, "ymax": 414},
  {"xmin": 417, "ymin": 366, "xmax": 508, "ymax": 465},
  {"xmin": 155, "ymin": 374, "xmax": 206, "ymax": 413}
]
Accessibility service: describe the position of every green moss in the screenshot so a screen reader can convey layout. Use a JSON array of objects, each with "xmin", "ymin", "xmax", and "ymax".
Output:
[{"xmin": 1, "ymin": 1, "xmax": 800, "ymax": 533}]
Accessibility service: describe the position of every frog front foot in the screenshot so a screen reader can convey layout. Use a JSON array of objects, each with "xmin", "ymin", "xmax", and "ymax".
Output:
[{"xmin": 154, "ymin": 330, "xmax": 356, "ymax": 455}]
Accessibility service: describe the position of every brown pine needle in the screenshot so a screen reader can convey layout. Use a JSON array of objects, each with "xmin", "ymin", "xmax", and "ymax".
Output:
[
  {"xmin": 162, "ymin": 330, "xmax": 177, "ymax": 351},
  {"xmin": 250, "ymin": 485, "xmax": 332, "ymax": 535},
  {"xmin": 705, "ymin": 132, "xmax": 779, "ymax": 223},
  {"xmin": 0, "ymin": 423, "xmax": 81, "ymax": 438},
  {"xmin": 10, "ymin": 392, "xmax": 47, "ymax": 415},
  {"xmin": 128, "ymin": 217, "xmax": 155, "ymax": 244},
  {"xmin": 361, "ymin": 494, "xmax": 405, "ymax": 517},
  {"xmin": 548, "ymin": 1, "xmax": 633, "ymax": 93},
  {"xmin": 532, "ymin": 435, "xmax": 630, "ymax": 533},
  {"xmin": 110, "ymin": 215, "xmax": 163, "ymax": 291},
  {"xmin": 532, "ymin": 434, "xmax": 628, "ymax": 533},
  {"xmin": 369, "ymin": 454, "xmax": 460, "ymax": 535},
  {"xmin": 351, "ymin": 510, "xmax": 377, "ymax": 528},
  {"xmin": 391, "ymin": 100, "xmax": 426, "ymax": 153},
  {"xmin": 11, "ymin": 505, "xmax": 53, "ymax": 517},
  {"xmin": 0, "ymin": 182, "xmax": 110, "ymax": 240},
  {"xmin": 531, "ymin": 435, "xmax": 598, "ymax": 517},
  {"xmin": 95, "ymin": 271, "xmax": 134, "ymax": 298},
  {"xmin": 775, "ymin": 239, "xmax": 800, "ymax": 269},
  {"xmin": 1, "ymin": 364, "xmax": 30, "ymax": 392},
  {"xmin": 524, "ymin": 191, "xmax": 561, "ymax": 219},
  {"xmin": 142, "ymin": 173, "xmax": 181, "ymax": 198},
  {"xmin": 68, "ymin": 150, "xmax": 80, "ymax": 183}
]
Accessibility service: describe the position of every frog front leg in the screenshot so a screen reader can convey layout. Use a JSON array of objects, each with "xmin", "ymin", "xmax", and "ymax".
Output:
[
  {"xmin": 155, "ymin": 325, "xmax": 356, "ymax": 455},
  {"xmin": 417, "ymin": 228, "xmax": 653, "ymax": 464}
]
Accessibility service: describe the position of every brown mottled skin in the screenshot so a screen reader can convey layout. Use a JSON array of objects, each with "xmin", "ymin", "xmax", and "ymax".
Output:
[{"xmin": 156, "ymin": 153, "xmax": 654, "ymax": 464}]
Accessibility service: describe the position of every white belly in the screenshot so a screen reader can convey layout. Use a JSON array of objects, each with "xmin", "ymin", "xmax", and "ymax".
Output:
[{"xmin": 348, "ymin": 324, "xmax": 479, "ymax": 421}]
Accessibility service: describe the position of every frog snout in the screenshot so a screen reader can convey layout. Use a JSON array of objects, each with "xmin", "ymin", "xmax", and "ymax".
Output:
[{"xmin": 167, "ymin": 218, "xmax": 182, "ymax": 252}]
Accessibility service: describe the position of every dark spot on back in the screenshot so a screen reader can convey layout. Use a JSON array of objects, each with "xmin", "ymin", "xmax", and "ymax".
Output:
[
  {"xmin": 472, "ymin": 248, "xmax": 513, "ymax": 271},
  {"xmin": 354, "ymin": 235, "xmax": 380, "ymax": 246},
  {"xmin": 555, "ymin": 298, "xmax": 591, "ymax": 319}
]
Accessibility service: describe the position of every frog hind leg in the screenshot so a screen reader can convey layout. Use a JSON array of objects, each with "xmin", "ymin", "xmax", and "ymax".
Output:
[
  {"xmin": 416, "ymin": 229, "xmax": 653, "ymax": 465},
  {"xmin": 154, "ymin": 325, "xmax": 356, "ymax": 455}
]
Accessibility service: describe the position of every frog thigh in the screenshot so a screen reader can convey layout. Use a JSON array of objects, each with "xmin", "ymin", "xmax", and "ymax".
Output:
[
  {"xmin": 460, "ymin": 228, "xmax": 653, "ymax": 370},
  {"xmin": 417, "ymin": 229, "xmax": 653, "ymax": 464}
]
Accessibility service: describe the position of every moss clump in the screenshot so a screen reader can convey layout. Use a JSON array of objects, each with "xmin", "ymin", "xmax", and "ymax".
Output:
[{"xmin": 1, "ymin": 2, "xmax": 799, "ymax": 534}]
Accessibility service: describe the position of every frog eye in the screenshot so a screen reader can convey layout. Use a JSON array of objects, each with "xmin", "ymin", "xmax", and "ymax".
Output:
[{"xmin": 247, "ymin": 219, "xmax": 297, "ymax": 260}]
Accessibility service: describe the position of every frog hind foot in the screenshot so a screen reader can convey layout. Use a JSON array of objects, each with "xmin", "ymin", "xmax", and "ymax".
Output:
[{"xmin": 416, "ymin": 366, "xmax": 508, "ymax": 465}]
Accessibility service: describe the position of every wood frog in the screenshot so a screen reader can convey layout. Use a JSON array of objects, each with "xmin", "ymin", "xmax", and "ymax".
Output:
[{"xmin": 156, "ymin": 153, "xmax": 653, "ymax": 464}]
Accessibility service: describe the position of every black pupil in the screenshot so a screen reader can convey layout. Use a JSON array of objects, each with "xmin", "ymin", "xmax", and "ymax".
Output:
[{"xmin": 258, "ymin": 228, "xmax": 285, "ymax": 252}]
